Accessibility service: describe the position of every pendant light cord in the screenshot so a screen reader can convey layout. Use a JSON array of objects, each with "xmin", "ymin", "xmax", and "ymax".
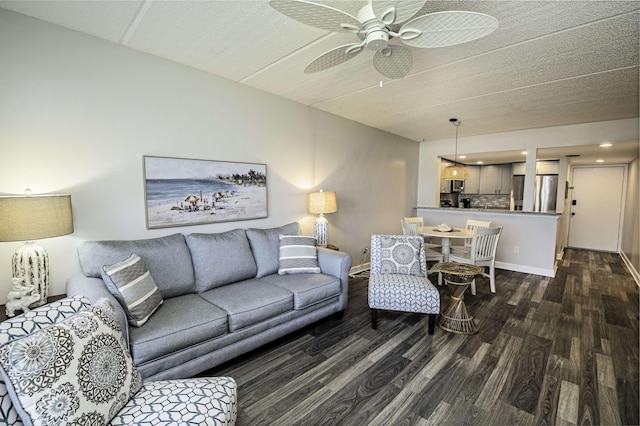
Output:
[{"xmin": 450, "ymin": 118, "xmax": 460, "ymax": 164}]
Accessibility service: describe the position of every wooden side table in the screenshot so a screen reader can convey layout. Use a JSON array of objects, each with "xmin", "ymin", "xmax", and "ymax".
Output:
[{"xmin": 433, "ymin": 262, "xmax": 484, "ymax": 334}]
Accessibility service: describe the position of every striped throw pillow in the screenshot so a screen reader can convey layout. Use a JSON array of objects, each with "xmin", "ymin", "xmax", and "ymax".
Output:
[
  {"xmin": 278, "ymin": 235, "xmax": 321, "ymax": 275},
  {"xmin": 101, "ymin": 253, "xmax": 163, "ymax": 327}
]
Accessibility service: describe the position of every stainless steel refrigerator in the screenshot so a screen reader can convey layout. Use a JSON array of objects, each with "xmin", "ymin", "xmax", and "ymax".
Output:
[
  {"xmin": 533, "ymin": 174, "xmax": 558, "ymax": 212},
  {"xmin": 510, "ymin": 174, "xmax": 558, "ymax": 212}
]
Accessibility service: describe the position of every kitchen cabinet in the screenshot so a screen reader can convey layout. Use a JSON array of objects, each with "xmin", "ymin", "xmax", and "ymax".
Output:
[
  {"xmin": 480, "ymin": 164, "xmax": 511, "ymax": 194},
  {"xmin": 463, "ymin": 165, "xmax": 481, "ymax": 194},
  {"xmin": 513, "ymin": 161, "xmax": 559, "ymax": 175},
  {"xmin": 513, "ymin": 162, "xmax": 526, "ymax": 175},
  {"xmin": 536, "ymin": 160, "xmax": 559, "ymax": 174}
]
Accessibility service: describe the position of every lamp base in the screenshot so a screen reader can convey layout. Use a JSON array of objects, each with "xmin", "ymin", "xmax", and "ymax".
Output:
[
  {"xmin": 12, "ymin": 242, "xmax": 49, "ymax": 308},
  {"xmin": 315, "ymin": 214, "xmax": 329, "ymax": 248}
]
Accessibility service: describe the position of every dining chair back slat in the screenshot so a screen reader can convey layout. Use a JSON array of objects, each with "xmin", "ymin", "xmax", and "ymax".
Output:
[
  {"xmin": 401, "ymin": 220, "xmax": 420, "ymax": 236},
  {"xmin": 464, "ymin": 219, "xmax": 492, "ymax": 249},
  {"xmin": 449, "ymin": 226, "xmax": 503, "ymax": 295}
]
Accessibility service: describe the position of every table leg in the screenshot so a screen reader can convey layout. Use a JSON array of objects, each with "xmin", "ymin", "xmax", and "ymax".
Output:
[
  {"xmin": 436, "ymin": 279, "xmax": 478, "ymax": 334},
  {"xmin": 440, "ymin": 237, "xmax": 451, "ymax": 262}
]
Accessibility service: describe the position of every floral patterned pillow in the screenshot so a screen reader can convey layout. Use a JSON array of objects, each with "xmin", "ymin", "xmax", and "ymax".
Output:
[
  {"xmin": 0, "ymin": 295, "xmax": 92, "ymax": 426},
  {"xmin": 375, "ymin": 235, "xmax": 425, "ymax": 276},
  {"xmin": 0, "ymin": 299, "xmax": 142, "ymax": 426}
]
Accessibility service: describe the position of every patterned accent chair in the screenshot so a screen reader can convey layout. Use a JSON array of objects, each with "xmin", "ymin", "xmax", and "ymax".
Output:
[
  {"xmin": 368, "ymin": 235, "xmax": 440, "ymax": 334},
  {"xmin": 0, "ymin": 296, "xmax": 237, "ymax": 426}
]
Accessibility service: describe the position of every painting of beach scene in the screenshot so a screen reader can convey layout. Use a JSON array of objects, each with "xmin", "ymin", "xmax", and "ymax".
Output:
[{"xmin": 143, "ymin": 156, "xmax": 267, "ymax": 229}]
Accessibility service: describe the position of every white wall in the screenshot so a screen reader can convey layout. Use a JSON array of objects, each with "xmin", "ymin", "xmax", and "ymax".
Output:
[{"xmin": 0, "ymin": 10, "xmax": 419, "ymax": 303}]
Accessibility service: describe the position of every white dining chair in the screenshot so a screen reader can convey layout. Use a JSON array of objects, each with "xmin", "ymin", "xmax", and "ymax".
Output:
[
  {"xmin": 451, "ymin": 219, "xmax": 492, "ymax": 255},
  {"xmin": 449, "ymin": 226, "xmax": 502, "ymax": 295},
  {"xmin": 403, "ymin": 217, "xmax": 440, "ymax": 249},
  {"xmin": 401, "ymin": 220, "xmax": 444, "ymax": 285}
]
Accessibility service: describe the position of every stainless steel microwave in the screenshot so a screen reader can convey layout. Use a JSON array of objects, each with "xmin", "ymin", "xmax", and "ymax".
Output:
[{"xmin": 451, "ymin": 180, "xmax": 464, "ymax": 192}]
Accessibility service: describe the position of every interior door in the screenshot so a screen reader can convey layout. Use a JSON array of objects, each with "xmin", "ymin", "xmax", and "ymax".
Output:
[{"xmin": 568, "ymin": 166, "xmax": 624, "ymax": 251}]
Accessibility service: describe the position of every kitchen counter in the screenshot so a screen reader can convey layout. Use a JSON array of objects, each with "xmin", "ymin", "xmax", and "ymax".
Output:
[{"xmin": 419, "ymin": 206, "xmax": 561, "ymax": 216}]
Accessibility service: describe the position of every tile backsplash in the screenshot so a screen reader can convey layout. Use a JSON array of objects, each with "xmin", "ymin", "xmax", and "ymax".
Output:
[{"xmin": 440, "ymin": 193, "xmax": 510, "ymax": 209}]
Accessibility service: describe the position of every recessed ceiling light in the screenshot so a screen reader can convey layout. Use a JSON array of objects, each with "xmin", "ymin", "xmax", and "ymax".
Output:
[
  {"xmin": 521, "ymin": 151, "xmax": 527, "ymax": 155},
  {"xmin": 476, "ymin": 161, "xmax": 484, "ymax": 164},
  {"xmin": 600, "ymin": 143, "xmax": 612, "ymax": 148},
  {"xmin": 459, "ymin": 155, "xmax": 467, "ymax": 159},
  {"xmin": 596, "ymin": 159, "xmax": 605, "ymax": 163}
]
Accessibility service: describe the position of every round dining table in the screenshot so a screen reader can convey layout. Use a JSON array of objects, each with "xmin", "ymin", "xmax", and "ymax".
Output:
[{"xmin": 419, "ymin": 226, "xmax": 474, "ymax": 262}]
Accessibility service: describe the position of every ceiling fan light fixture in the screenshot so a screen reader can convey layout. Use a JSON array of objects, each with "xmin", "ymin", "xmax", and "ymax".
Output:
[
  {"xmin": 365, "ymin": 29, "xmax": 389, "ymax": 51},
  {"xmin": 270, "ymin": 0, "xmax": 498, "ymax": 80}
]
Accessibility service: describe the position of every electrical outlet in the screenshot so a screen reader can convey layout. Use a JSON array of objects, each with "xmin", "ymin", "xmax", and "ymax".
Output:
[
  {"xmin": 514, "ymin": 246, "xmax": 520, "ymax": 254},
  {"xmin": 362, "ymin": 246, "xmax": 369, "ymax": 254}
]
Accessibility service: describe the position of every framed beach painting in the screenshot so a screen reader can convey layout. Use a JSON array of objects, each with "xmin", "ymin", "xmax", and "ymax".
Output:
[{"xmin": 143, "ymin": 156, "xmax": 267, "ymax": 229}]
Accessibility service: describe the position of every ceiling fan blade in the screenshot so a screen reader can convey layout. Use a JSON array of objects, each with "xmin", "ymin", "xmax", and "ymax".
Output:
[
  {"xmin": 372, "ymin": 0, "xmax": 427, "ymax": 24},
  {"xmin": 373, "ymin": 45, "xmax": 413, "ymax": 79},
  {"xmin": 399, "ymin": 11, "xmax": 499, "ymax": 48},
  {"xmin": 269, "ymin": 0, "xmax": 361, "ymax": 32},
  {"xmin": 305, "ymin": 43, "xmax": 364, "ymax": 74}
]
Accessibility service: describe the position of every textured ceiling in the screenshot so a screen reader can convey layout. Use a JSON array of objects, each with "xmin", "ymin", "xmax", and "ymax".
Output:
[{"xmin": 1, "ymin": 0, "xmax": 638, "ymax": 151}]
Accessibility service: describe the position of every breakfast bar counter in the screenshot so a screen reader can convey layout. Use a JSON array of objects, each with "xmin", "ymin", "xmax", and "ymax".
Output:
[
  {"xmin": 415, "ymin": 206, "xmax": 563, "ymax": 277},
  {"xmin": 416, "ymin": 206, "xmax": 561, "ymax": 216}
]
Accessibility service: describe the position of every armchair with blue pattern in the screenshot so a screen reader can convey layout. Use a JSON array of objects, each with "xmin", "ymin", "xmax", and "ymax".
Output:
[{"xmin": 367, "ymin": 235, "xmax": 441, "ymax": 334}]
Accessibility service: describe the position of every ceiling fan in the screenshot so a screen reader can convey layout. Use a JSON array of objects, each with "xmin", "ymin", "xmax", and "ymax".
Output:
[{"xmin": 269, "ymin": 0, "xmax": 499, "ymax": 79}]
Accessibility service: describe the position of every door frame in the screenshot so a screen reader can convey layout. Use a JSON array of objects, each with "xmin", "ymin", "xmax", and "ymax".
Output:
[{"xmin": 566, "ymin": 164, "xmax": 628, "ymax": 252}]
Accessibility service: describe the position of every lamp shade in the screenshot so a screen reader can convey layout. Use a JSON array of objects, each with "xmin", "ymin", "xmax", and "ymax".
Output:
[
  {"xmin": 442, "ymin": 165, "xmax": 470, "ymax": 181},
  {"xmin": 0, "ymin": 194, "xmax": 73, "ymax": 242},
  {"xmin": 307, "ymin": 191, "xmax": 337, "ymax": 215}
]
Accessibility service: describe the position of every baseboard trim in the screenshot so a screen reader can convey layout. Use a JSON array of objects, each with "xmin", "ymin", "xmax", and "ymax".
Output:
[
  {"xmin": 349, "ymin": 262, "xmax": 371, "ymax": 277},
  {"xmin": 495, "ymin": 261, "xmax": 555, "ymax": 278},
  {"xmin": 619, "ymin": 251, "xmax": 640, "ymax": 287}
]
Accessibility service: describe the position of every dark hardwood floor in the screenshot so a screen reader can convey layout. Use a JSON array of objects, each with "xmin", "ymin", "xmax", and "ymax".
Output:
[{"xmin": 204, "ymin": 248, "xmax": 639, "ymax": 425}]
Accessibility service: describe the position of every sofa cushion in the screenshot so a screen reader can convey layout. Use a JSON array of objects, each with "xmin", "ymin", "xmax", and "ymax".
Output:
[
  {"xmin": 101, "ymin": 254, "xmax": 163, "ymax": 327},
  {"xmin": 186, "ymin": 229, "xmax": 257, "ymax": 292},
  {"xmin": 199, "ymin": 279, "xmax": 293, "ymax": 331},
  {"xmin": 128, "ymin": 294, "xmax": 228, "ymax": 365},
  {"xmin": 246, "ymin": 222, "xmax": 300, "ymax": 278},
  {"xmin": 78, "ymin": 233, "xmax": 194, "ymax": 298},
  {"xmin": 278, "ymin": 235, "xmax": 321, "ymax": 275},
  {"xmin": 259, "ymin": 273, "xmax": 341, "ymax": 310},
  {"xmin": 0, "ymin": 299, "xmax": 142, "ymax": 426}
]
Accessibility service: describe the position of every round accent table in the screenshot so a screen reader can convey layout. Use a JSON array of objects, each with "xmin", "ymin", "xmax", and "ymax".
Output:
[{"xmin": 433, "ymin": 262, "xmax": 484, "ymax": 334}]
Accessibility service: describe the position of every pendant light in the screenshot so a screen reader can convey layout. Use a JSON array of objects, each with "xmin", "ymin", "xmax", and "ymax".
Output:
[{"xmin": 442, "ymin": 118, "xmax": 470, "ymax": 180}]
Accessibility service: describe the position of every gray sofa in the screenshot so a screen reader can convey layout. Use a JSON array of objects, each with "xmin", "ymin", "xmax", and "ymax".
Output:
[{"xmin": 66, "ymin": 222, "xmax": 352, "ymax": 381}]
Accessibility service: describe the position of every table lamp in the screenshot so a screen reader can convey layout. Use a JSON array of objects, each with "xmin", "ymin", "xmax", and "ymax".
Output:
[
  {"xmin": 307, "ymin": 190, "xmax": 337, "ymax": 248},
  {"xmin": 0, "ymin": 192, "xmax": 74, "ymax": 307}
]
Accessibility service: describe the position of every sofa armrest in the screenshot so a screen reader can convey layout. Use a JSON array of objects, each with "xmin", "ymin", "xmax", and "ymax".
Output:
[
  {"xmin": 317, "ymin": 248, "xmax": 352, "ymax": 311},
  {"xmin": 66, "ymin": 274, "xmax": 130, "ymax": 348}
]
